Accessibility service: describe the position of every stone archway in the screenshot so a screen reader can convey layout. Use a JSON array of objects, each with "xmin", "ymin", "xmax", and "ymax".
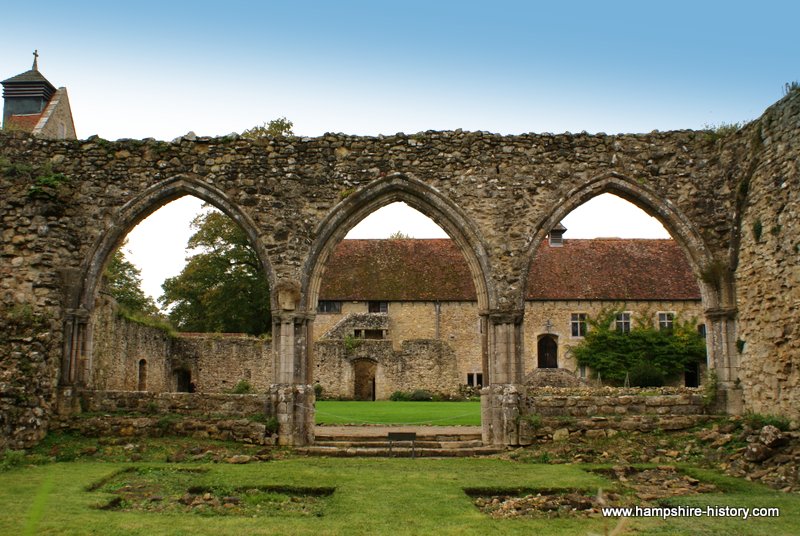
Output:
[
  {"xmin": 521, "ymin": 172, "xmax": 741, "ymax": 411},
  {"xmin": 300, "ymin": 174, "xmax": 521, "ymax": 443},
  {"xmin": 62, "ymin": 175, "xmax": 276, "ymax": 389}
]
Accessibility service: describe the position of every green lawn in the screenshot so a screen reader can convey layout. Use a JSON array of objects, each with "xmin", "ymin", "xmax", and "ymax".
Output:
[
  {"xmin": 314, "ymin": 400, "xmax": 481, "ymax": 425},
  {"xmin": 1, "ymin": 456, "xmax": 798, "ymax": 535}
]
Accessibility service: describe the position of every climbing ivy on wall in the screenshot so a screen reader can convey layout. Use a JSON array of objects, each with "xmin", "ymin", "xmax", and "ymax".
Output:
[{"xmin": 572, "ymin": 308, "xmax": 706, "ymax": 386}]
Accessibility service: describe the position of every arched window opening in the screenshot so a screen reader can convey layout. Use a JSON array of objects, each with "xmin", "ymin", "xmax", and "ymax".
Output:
[
  {"xmin": 137, "ymin": 359, "xmax": 147, "ymax": 391},
  {"xmin": 312, "ymin": 201, "xmax": 484, "ymax": 405},
  {"xmin": 527, "ymin": 193, "xmax": 708, "ymax": 388},
  {"xmin": 89, "ymin": 192, "xmax": 272, "ymax": 395}
]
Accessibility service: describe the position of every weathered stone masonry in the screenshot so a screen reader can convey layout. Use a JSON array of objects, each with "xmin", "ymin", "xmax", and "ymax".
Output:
[{"xmin": 1, "ymin": 89, "xmax": 798, "ymax": 448}]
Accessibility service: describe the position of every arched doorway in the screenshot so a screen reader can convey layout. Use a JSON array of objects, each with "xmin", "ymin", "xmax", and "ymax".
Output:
[
  {"xmin": 537, "ymin": 335, "xmax": 558, "ymax": 368},
  {"xmin": 353, "ymin": 359, "xmax": 377, "ymax": 401}
]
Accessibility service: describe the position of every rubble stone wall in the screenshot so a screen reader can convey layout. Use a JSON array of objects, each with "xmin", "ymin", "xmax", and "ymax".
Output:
[
  {"xmin": 314, "ymin": 338, "xmax": 460, "ymax": 399},
  {"xmin": 90, "ymin": 296, "xmax": 271, "ymax": 395},
  {"xmin": 733, "ymin": 92, "xmax": 800, "ymax": 421},
  {"xmin": 1, "ymin": 88, "xmax": 798, "ymax": 446}
]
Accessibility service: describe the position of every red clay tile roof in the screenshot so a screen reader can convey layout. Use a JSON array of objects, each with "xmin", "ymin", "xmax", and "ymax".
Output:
[
  {"xmin": 320, "ymin": 239, "xmax": 475, "ymax": 301},
  {"xmin": 6, "ymin": 114, "xmax": 42, "ymax": 132},
  {"xmin": 319, "ymin": 239, "xmax": 701, "ymax": 302},
  {"xmin": 526, "ymin": 239, "xmax": 700, "ymax": 300}
]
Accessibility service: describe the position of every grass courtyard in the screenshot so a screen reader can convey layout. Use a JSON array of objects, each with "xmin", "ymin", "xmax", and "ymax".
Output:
[
  {"xmin": 314, "ymin": 400, "xmax": 481, "ymax": 426},
  {"xmin": 1, "ymin": 432, "xmax": 798, "ymax": 535}
]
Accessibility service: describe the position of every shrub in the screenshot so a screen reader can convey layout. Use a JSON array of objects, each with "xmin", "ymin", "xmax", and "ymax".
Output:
[
  {"xmin": 231, "ymin": 380, "xmax": 254, "ymax": 394},
  {"xmin": 313, "ymin": 383, "xmax": 324, "ymax": 399},
  {"xmin": 389, "ymin": 390, "xmax": 435, "ymax": 401},
  {"xmin": 265, "ymin": 417, "xmax": 279, "ymax": 435},
  {"xmin": 743, "ymin": 412, "xmax": 790, "ymax": 432},
  {"xmin": 702, "ymin": 370, "xmax": 718, "ymax": 409},
  {"xmin": 520, "ymin": 413, "xmax": 542, "ymax": 430},
  {"xmin": 628, "ymin": 362, "xmax": 665, "ymax": 387},
  {"xmin": 0, "ymin": 450, "xmax": 27, "ymax": 471},
  {"xmin": 410, "ymin": 389, "xmax": 433, "ymax": 401}
]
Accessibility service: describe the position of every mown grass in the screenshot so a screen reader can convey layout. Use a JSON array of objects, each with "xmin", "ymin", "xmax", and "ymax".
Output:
[
  {"xmin": 1, "ymin": 453, "xmax": 798, "ymax": 535},
  {"xmin": 315, "ymin": 400, "xmax": 481, "ymax": 426}
]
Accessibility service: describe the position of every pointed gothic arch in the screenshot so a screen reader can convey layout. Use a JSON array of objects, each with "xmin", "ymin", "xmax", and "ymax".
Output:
[
  {"xmin": 303, "ymin": 174, "xmax": 494, "ymax": 312},
  {"xmin": 522, "ymin": 171, "xmax": 721, "ymax": 310},
  {"xmin": 62, "ymin": 174, "xmax": 274, "ymax": 386}
]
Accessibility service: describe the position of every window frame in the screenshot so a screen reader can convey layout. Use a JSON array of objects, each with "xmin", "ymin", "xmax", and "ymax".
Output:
[
  {"xmin": 657, "ymin": 311, "xmax": 675, "ymax": 331},
  {"xmin": 368, "ymin": 301, "xmax": 388, "ymax": 313},
  {"xmin": 570, "ymin": 312, "xmax": 588, "ymax": 338},
  {"xmin": 317, "ymin": 300, "xmax": 342, "ymax": 314},
  {"xmin": 615, "ymin": 311, "xmax": 632, "ymax": 333}
]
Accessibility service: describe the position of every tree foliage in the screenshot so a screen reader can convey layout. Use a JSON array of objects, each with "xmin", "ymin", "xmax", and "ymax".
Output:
[
  {"xmin": 388, "ymin": 230, "xmax": 412, "ymax": 239},
  {"xmin": 241, "ymin": 117, "xmax": 294, "ymax": 139},
  {"xmin": 104, "ymin": 243, "xmax": 159, "ymax": 316},
  {"xmin": 572, "ymin": 308, "xmax": 706, "ymax": 386},
  {"xmin": 160, "ymin": 209, "xmax": 271, "ymax": 335}
]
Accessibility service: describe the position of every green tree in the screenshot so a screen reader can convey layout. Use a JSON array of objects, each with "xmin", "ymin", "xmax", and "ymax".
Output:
[
  {"xmin": 104, "ymin": 242, "xmax": 159, "ymax": 316},
  {"xmin": 160, "ymin": 209, "xmax": 271, "ymax": 335},
  {"xmin": 241, "ymin": 117, "xmax": 294, "ymax": 139},
  {"xmin": 572, "ymin": 308, "xmax": 706, "ymax": 386}
]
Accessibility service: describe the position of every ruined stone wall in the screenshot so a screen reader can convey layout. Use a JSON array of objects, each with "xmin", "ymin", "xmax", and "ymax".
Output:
[
  {"xmin": 314, "ymin": 301, "xmax": 365, "ymax": 337},
  {"xmin": 519, "ymin": 387, "xmax": 708, "ymax": 444},
  {"xmin": 735, "ymin": 89, "xmax": 800, "ymax": 422},
  {"xmin": 90, "ymin": 296, "xmax": 271, "ymax": 394},
  {"xmin": 91, "ymin": 294, "xmax": 172, "ymax": 392},
  {"xmin": 0, "ymin": 308, "xmax": 58, "ymax": 450},
  {"xmin": 314, "ymin": 338, "xmax": 460, "ymax": 399},
  {"xmin": 174, "ymin": 334, "xmax": 272, "ymax": 393},
  {"xmin": 1, "ymin": 90, "xmax": 797, "ymax": 445},
  {"xmin": 77, "ymin": 390, "xmax": 267, "ymax": 416}
]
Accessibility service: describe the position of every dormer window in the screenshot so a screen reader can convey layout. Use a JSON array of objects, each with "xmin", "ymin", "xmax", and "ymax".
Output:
[{"xmin": 549, "ymin": 223, "xmax": 566, "ymax": 247}]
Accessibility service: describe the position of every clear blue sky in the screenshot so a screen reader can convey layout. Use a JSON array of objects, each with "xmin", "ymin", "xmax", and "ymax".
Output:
[
  {"xmin": 3, "ymin": 1, "xmax": 797, "ymax": 140},
  {"xmin": 3, "ymin": 1, "xmax": 797, "ymax": 302}
]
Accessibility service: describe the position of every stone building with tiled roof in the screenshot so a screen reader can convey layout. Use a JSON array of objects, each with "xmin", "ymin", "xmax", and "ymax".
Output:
[
  {"xmin": 314, "ymin": 236, "xmax": 704, "ymax": 399},
  {"xmin": 2, "ymin": 52, "xmax": 76, "ymax": 139}
]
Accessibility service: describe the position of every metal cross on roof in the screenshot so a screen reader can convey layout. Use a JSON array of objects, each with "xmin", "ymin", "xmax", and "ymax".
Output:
[{"xmin": 32, "ymin": 50, "xmax": 39, "ymax": 70}]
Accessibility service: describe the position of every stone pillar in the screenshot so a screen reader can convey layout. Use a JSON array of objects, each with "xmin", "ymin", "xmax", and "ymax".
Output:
[
  {"xmin": 61, "ymin": 307, "xmax": 89, "ymax": 386},
  {"xmin": 267, "ymin": 282, "xmax": 315, "ymax": 445},
  {"xmin": 481, "ymin": 384, "xmax": 522, "ymax": 446},
  {"xmin": 267, "ymin": 384, "xmax": 315, "ymax": 446},
  {"xmin": 705, "ymin": 306, "xmax": 743, "ymax": 414},
  {"xmin": 486, "ymin": 310, "xmax": 525, "ymax": 385},
  {"xmin": 481, "ymin": 310, "xmax": 525, "ymax": 446}
]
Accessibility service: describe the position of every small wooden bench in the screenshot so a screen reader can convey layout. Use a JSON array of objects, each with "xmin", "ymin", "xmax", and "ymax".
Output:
[{"xmin": 387, "ymin": 432, "xmax": 417, "ymax": 458}]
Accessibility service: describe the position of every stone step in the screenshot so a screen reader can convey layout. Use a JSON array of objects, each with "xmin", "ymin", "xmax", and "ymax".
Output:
[
  {"xmin": 314, "ymin": 433, "xmax": 483, "ymax": 443},
  {"xmin": 296, "ymin": 445, "xmax": 505, "ymax": 458},
  {"xmin": 313, "ymin": 439, "xmax": 485, "ymax": 449}
]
